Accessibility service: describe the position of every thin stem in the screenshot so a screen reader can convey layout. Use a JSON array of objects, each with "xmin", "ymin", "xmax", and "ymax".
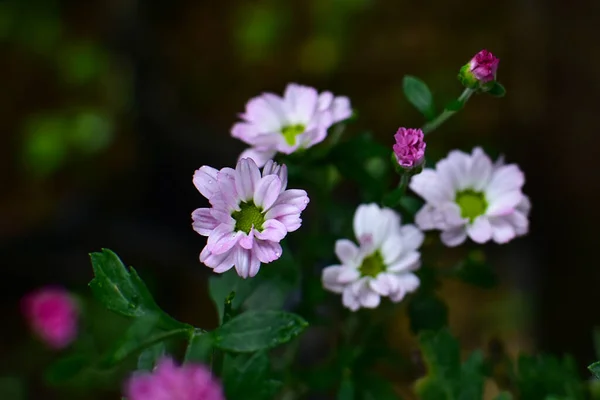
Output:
[{"xmin": 421, "ymin": 88, "xmax": 474, "ymax": 135}]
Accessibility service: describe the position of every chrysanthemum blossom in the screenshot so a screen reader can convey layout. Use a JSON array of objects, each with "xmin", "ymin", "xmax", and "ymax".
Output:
[
  {"xmin": 410, "ymin": 147, "xmax": 530, "ymax": 247},
  {"xmin": 125, "ymin": 357, "xmax": 224, "ymax": 400},
  {"xmin": 232, "ymin": 83, "xmax": 352, "ymax": 167},
  {"xmin": 21, "ymin": 286, "xmax": 79, "ymax": 349},
  {"xmin": 321, "ymin": 203, "xmax": 424, "ymax": 311},
  {"xmin": 393, "ymin": 127, "xmax": 426, "ymax": 168},
  {"xmin": 192, "ymin": 158, "xmax": 309, "ymax": 278}
]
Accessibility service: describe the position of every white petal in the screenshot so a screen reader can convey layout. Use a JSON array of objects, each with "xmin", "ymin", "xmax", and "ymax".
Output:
[
  {"xmin": 369, "ymin": 273, "xmax": 400, "ymax": 296},
  {"xmin": 486, "ymin": 164, "xmax": 525, "ymax": 199},
  {"xmin": 435, "ymin": 150, "xmax": 471, "ymax": 191},
  {"xmin": 359, "ymin": 288, "xmax": 381, "ymax": 309},
  {"xmin": 489, "ymin": 217, "xmax": 517, "ymax": 244},
  {"xmin": 415, "ymin": 203, "xmax": 465, "ymax": 231},
  {"xmin": 409, "ymin": 170, "xmax": 454, "ymax": 206},
  {"xmin": 234, "ymin": 248, "xmax": 252, "ymax": 278},
  {"xmin": 440, "ymin": 226, "xmax": 468, "ymax": 247},
  {"xmin": 399, "ymin": 225, "xmax": 425, "ymax": 251},
  {"xmin": 389, "ymin": 273, "xmax": 420, "ymax": 302},
  {"xmin": 342, "ymin": 287, "xmax": 360, "ymax": 311},
  {"xmin": 271, "ymin": 189, "xmax": 309, "ymax": 211},
  {"xmin": 238, "ymin": 147, "xmax": 277, "ymax": 169},
  {"xmin": 387, "ymin": 251, "xmax": 421, "ymax": 272},
  {"xmin": 467, "ymin": 216, "xmax": 493, "ymax": 243},
  {"xmin": 201, "ymin": 247, "xmax": 236, "ymax": 274},
  {"xmin": 322, "ymin": 265, "xmax": 346, "ymax": 293},
  {"xmin": 217, "ymin": 168, "xmax": 240, "ymax": 211},
  {"xmin": 331, "ymin": 96, "xmax": 352, "ymax": 123},
  {"xmin": 380, "ymin": 236, "xmax": 404, "ymax": 265},
  {"xmin": 335, "ymin": 239, "xmax": 360, "ymax": 265},
  {"xmin": 244, "ymin": 93, "xmax": 286, "ymax": 131},
  {"xmin": 504, "ymin": 210, "xmax": 529, "ymax": 236},
  {"xmin": 193, "ymin": 166, "xmax": 219, "ymax": 199},
  {"xmin": 207, "ymin": 224, "xmax": 242, "ymax": 255},
  {"xmin": 467, "ymin": 147, "xmax": 493, "ymax": 191},
  {"xmin": 317, "ymin": 91, "xmax": 334, "ymax": 111},
  {"xmin": 486, "ymin": 190, "xmax": 523, "ymax": 216},
  {"xmin": 253, "ymin": 239, "xmax": 282, "ymax": 264},
  {"xmin": 516, "ymin": 195, "xmax": 531, "ymax": 215},
  {"xmin": 283, "ymin": 83, "xmax": 318, "ymax": 123},
  {"xmin": 253, "ymin": 175, "xmax": 282, "ymax": 210},
  {"xmin": 353, "ymin": 204, "xmax": 387, "ymax": 248},
  {"xmin": 235, "ymin": 158, "xmax": 261, "ymax": 201}
]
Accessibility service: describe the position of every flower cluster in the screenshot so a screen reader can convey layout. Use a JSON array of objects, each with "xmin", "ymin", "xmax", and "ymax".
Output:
[
  {"xmin": 192, "ymin": 158, "xmax": 309, "ymax": 278},
  {"xmin": 125, "ymin": 358, "xmax": 224, "ymax": 400},
  {"xmin": 393, "ymin": 127, "xmax": 426, "ymax": 168},
  {"xmin": 21, "ymin": 286, "xmax": 79, "ymax": 349}
]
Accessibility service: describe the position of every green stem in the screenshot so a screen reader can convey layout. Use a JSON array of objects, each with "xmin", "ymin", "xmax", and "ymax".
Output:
[
  {"xmin": 211, "ymin": 292, "xmax": 235, "ymax": 376},
  {"xmin": 421, "ymin": 88, "xmax": 474, "ymax": 135}
]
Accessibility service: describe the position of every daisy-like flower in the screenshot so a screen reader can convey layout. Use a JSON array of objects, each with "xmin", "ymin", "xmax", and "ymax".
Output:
[
  {"xmin": 21, "ymin": 286, "xmax": 79, "ymax": 349},
  {"xmin": 124, "ymin": 357, "xmax": 224, "ymax": 400},
  {"xmin": 232, "ymin": 83, "xmax": 352, "ymax": 167},
  {"xmin": 410, "ymin": 147, "xmax": 530, "ymax": 247},
  {"xmin": 322, "ymin": 203, "xmax": 424, "ymax": 311},
  {"xmin": 192, "ymin": 158, "xmax": 309, "ymax": 278}
]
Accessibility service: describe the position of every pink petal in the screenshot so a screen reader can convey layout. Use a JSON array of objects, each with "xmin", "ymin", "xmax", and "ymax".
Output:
[
  {"xmin": 253, "ymin": 175, "xmax": 282, "ymax": 210},
  {"xmin": 193, "ymin": 166, "xmax": 219, "ymax": 199},
  {"xmin": 254, "ymin": 219, "xmax": 287, "ymax": 242},
  {"xmin": 334, "ymin": 239, "xmax": 360, "ymax": 265},
  {"xmin": 467, "ymin": 217, "xmax": 493, "ymax": 243},
  {"xmin": 235, "ymin": 158, "xmax": 261, "ymax": 202},
  {"xmin": 317, "ymin": 91, "xmax": 334, "ymax": 111},
  {"xmin": 207, "ymin": 224, "xmax": 241, "ymax": 255},
  {"xmin": 239, "ymin": 229, "xmax": 254, "ymax": 250},
  {"xmin": 489, "ymin": 217, "xmax": 517, "ymax": 244},
  {"xmin": 253, "ymin": 240, "xmax": 282, "ymax": 263},
  {"xmin": 468, "ymin": 147, "xmax": 493, "ymax": 191},
  {"xmin": 277, "ymin": 214, "xmax": 302, "ymax": 232},
  {"xmin": 440, "ymin": 226, "xmax": 468, "ymax": 247},
  {"xmin": 369, "ymin": 273, "xmax": 400, "ymax": 296},
  {"xmin": 191, "ymin": 208, "xmax": 218, "ymax": 236},
  {"xmin": 238, "ymin": 147, "xmax": 277, "ymax": 169},
  {"xmin": 283, "ymin": 83, "xmax": 318, "ymax": 123},
  {"xmin": 217, "ymin": 168, "xmax": 240, "ymax": 211},
  {"xmin": 271, "ymin": 189, "xmax": 309, "ymax": 211}
]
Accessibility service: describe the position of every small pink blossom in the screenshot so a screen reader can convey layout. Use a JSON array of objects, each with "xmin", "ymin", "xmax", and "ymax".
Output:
[
  {"xmin": 125, "ymin": 357, "xmax": 224, "ymax": 400},
  {"xmin": 192, "ymin": 158, "xmax": 309, "ymax": 278},
  {"xmin": 21, "ymin": 286, "xmax": 79, "ymax": 349},
  {"xmin": 393, "ymin": 127, "xmax": 426, "ymax": 168},
  {"xmin": 468, "ymin": 49, "xmax": 499, "ymax": 83}
]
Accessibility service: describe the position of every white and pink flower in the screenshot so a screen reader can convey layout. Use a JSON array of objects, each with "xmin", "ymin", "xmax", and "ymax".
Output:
[
  {"xmin": 322, "ymin": 204, "xmax": 424, "ymax": 311},
  {"xmin": 410, "ymin": 147, "xmax": 530, "ymax": 247},
  {"xmin": 232, "ymin": 83, "xmax": 352, "ymax": 167},
  {"xmin": 192, "ymin": 158, "xmax": 309, "ymax": 278}
]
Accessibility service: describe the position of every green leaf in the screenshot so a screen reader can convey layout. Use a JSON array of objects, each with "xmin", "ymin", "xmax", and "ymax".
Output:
[
  {"xmin": 214, "ymin": 310, "xmax": 308, "ymax": 352},
  {"xmin": 224, "ymin": 352, "xmax": 276, "ymax": 400},
  {"xmin": 360, "ymin": 375, "xmax": 399, "ymax": 400},
  {"xmin": 399, "ymin": 195, "xmax": 424, "ymax": 218},
  {"xmin": 184, "ymin": 330, "xmax": 214, "ymax": 364},
  {"xmin": 45, "ymin": 354, "xmax": 91, "ymax": 385},
  {"xmin": 459, "ymin": 350, "xmax": 485, "ymax": 399},
  {"xmin": 382, "ymin": 186, "xmax": 405, "ymax": 208},
  {"xmin": 402, "ymin": 75, "xmax": 436, "ymax": 120},
  {"xmin": 590, "ymin": 361, "xmax": 600, "ymax": 379},
  {"xmin": 517, "ymin": 354, "xmax": 585, "ymax": 400},
  {"xmin": 89, "ymin": 249, "xmax": 160, "ymax": 318},
  {"xmin": 209, "ymin": 270, "xmax": 258, "ymax": 323},
  {"xmin": 407, "ymin": 293, "xmax": 448, "ymax": 334},
  {"xmin": 494, "ymin": 392, "xmax": 513, "ymax": 400},
  {"xmin": 487, "ymin": 81, "xmax": 506, "ymax": 97},
  {"xmin": 0, "ymin": 376, "xmax": 26, "ymax": 400},
  {"xmin": 137, "ymin": 341, "xmax": 166, "ymax": 371},
  {"xmin": 103, "ymin": 314, "xmax": 189, "ymax": 367}
]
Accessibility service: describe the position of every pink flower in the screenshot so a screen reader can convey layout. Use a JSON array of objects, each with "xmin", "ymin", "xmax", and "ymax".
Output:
[
  {"xmin": 468, "ymin": 49, "xmax": 499, "ymax": 83},
  {"xmin": 125, "ymin": 357, "xmax": 224, "ymax": 400},
  {"xmin": 192, "ymin": 158, "xmax": 309, "ymax": 278},
  {"xmin": 393, "ymin": 127, "xmax": 426, "ymax": 168},
  {"xmin": 21, "ymin": 286, "xmax": 79, "ymax": 349},
  {"xmin": 232, "ymin": 83, "xmax": 352, "ymax": 167}
]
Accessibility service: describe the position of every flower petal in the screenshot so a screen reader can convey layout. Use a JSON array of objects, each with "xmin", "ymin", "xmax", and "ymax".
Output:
[
  {"xmin": 317, "ymin": 91, "xmax": 334, "ymax": 111},
  {"xmin": 467, "ymin": 216, "xmax": 493, "ymax": 243},
  {"xmin": 435, "ymin": 149, "xmax": 471, "ymax": 191},
  {"xmin": 238, "ymin": 147, "xmax": 277, "ymax": 169},
  {"xmin": 253, "ymin": 240, "xmax": 282, "ymax": 263},
  {"xmin": 284, "ymin": 83, "xmax": 318, "ymax": 123},
  {"xmin": 486, "ymin": 164, "xmax": 525, "ymax": 199},
  {"xmin": 239, "ymin": 229, "xmax": 254, "ymax": 250},
  {"xmin": 400, "ymin": 224, "xmax": 425, "ymax": 251},
  {"xmin": 191, "ymin": 208, "xmax": 218, "ymax": 236},
  {"xmin": 276, "ymin": 214, "xmax": 302, "ymax": 232},
  {"xmin": 486, "ymin": 190, "xmax": 523, "ymax": 216},
  {"xmin": 342, "ymin": 287, "xmax": 360, "ymax": 311},
  {"xmin": 234, "ymin": 247, "xmax": 261, "ymax": 278},
  {"xmin": 334, "ymin": 239, "xmax": 360, "ymax": 265},
  {"xmin": 409, "ymin": 170, "xmax": 454, "ymax": 206},
  {"xmin": 262, "ymin": 160, "xmax": 288, "ymax": 191},
  {"xmin": 217, "ymin": 168, "xmax": 240, "ymax": 211},
  {"xmin": 440, "ymin": 226, "xmax": 468, "ymax": 247},
  {"xmin": 369, "ymin": 273, "xmax": 400, "ymax": 296},
  {"xmin": 387, "ymin": 251, "xmax": 421, "ymax": 272},
  {"xmin": 255, "ymin": 219, "xmax": 287, "ymax": 242},
  {"xmin": 193, "ymin": 166, "xmax": 219, "ymax": 199},
  {"xmin": 468, "ymin": 147, "xmax": 493, "ymax": 191},
  {"xmin": 243, "ymin": 94, "xmax": 286, "ymax": 131},
  {"xmin": 235, "ymin": 158, "xmax": 261, "ymax": 201},
  {"xmin": 207, "ymin": 224, "xmax": 241, "ymax": 255},
  {"xmin": 489, "ymin": 217, "xmax": 517, "ymax": 244},
  {"xmin": 253, "ymin": 175, "xmax": 282, "ymax": 210},
  {"xmin": 331, "ymin": 96, "xmax": 352, "ymax": 123},
  {"xmin": 380, "ymin": 235, "xmax": 404, "ymax": 265},
  {"xmin": 271, "ymin": 189, "xmax": 309, "ymax": 211}
]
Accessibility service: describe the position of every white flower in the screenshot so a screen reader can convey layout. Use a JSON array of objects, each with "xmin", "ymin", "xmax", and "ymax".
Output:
[
  {"xmin": 321, "ymin": 203, "xmax": 424, "ymax": 311},
  {"xmin": 409, "ymin": 147, "xmax": 530, "ymax": 247}
]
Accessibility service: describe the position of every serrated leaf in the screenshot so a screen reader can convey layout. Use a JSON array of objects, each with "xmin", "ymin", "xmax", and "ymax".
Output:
[
  {"xmin": 137, "ymin": 341, "xmax": 166, "ymax": 371},
  {"xmin": 214, "ymin": 310, "xmax": 308, "ymax": 352},
  {"xmin": 184, "ymin": 330, "xmax": 214, "ymax": 364},
  {"xmin": 402, "ymin": 75, "xmax": 436, "ymax": 120},
  {"xmin": 487, "ymin": 81, "xmax": 506, "ymax": 97},
  {"xmin": 89, "ymin": 249, "xmax": 159, "ymax": 318},
  {"xmin": 103, "ymin": 314, "xmax": 189, "ymax": 367}
]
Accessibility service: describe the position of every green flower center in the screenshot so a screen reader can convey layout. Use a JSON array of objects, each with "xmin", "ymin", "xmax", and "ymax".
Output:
[
  {"xmin": 456, "ymin": 189, "xmax": 487, "ymax": 222},
  {"xmin": 232, "ymin": 201, "xmax": 265, "ymax": 234},
  {"xmin": 359, "ymin": 251, "xmax": 386, "ymax": 278},
  {"xmin": 281, "ymin": 124, "xmax": 306, "ymax": 146}
]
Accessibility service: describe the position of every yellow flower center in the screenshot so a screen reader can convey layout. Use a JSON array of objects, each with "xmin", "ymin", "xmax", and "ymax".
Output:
[
  {"xmin": 456, "ymin": 190, "xmax": 487, "ymax": 222},
  {"xmin": 231, "ymin": 201, "xmax": 265, "ymax": 234},
  {"xmin": 281, "ymin": 124, "xmax": 306, "ymax": 146}
]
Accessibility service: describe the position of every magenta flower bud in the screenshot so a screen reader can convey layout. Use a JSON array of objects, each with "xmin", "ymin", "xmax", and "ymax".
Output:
[
  {"xmin": 393, "ymin": 127, "xmax": 426, "ymax": 168},
  {"xmin": 125, "ymin": 357, "xmax": 225, "ymax": 400},
  {"xmin": 21, "ymin": 286, "xmax": 79, "ymax": 349},
  {"xmin": 459, "ymin": 49, "xmax": 499, "ymax": 89}
]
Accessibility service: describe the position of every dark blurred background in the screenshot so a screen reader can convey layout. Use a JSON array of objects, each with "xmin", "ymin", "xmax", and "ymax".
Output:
[{"xmin": 1, "ymin": 0, "xmax": 599, "ymax": 398}]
